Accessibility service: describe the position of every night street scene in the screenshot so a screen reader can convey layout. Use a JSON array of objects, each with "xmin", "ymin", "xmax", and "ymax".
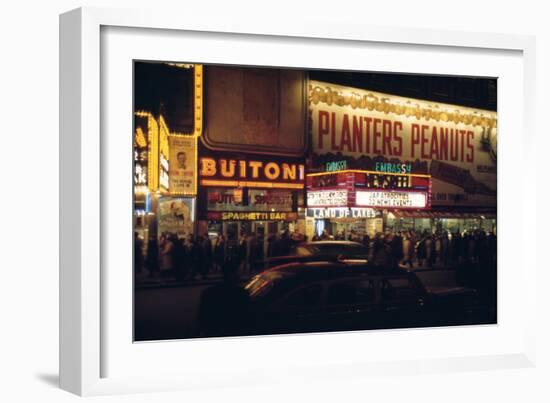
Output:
[{"xmin": 133, "ymin": 62, "xmax": 497, "ymax": 341}]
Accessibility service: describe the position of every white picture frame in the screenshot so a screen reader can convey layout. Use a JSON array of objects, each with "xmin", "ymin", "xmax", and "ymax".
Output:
[{"xmin": 60, "ymin": 6, "xmax": 537, "ymax": 396}]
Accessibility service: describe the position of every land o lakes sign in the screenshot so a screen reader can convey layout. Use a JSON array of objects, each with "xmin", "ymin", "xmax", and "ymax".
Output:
[{"xmin": 307, "ymin": 207, "xmax": 378, "ymax": 219}]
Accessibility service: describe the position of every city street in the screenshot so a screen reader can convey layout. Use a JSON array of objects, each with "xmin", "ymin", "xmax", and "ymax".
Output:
[
  {"xmin": 135, "ymin": 282, "xmax": 210, "ymax": 341},
  {"xmin": 134, "ymin": 265, "xmax": 492, "ymax": 341},
  {"xmin": 133, "ymin": 62, "xmax": 497, "ymax": 341}
]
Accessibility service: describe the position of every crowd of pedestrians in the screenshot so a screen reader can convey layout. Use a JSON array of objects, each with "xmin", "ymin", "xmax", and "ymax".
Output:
[
  {"xmin": 310, "ymin": 227, "xmax": 497, "ymax": 299},
  {"xmin": 310, "ymin": 227, "xmax": 497, "ymax": 270},
  {"xmin": 135, "ymin": 228, "xmax": 309, "ymax": 282},
  {"xmin": 135, "ymin": 232, "xmax": 218, "ymax": 282},
  {"xmin": 236, "ymin": 229, "xmax": 306, "ymax": 277},
  {"xmin": 135, "ymin": 227, "xmax": 497, "ymax": 288}
]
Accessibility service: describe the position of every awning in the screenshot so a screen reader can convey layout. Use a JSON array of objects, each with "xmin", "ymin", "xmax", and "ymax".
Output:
[{"xmin": 390, "ymin": 210, "xmax": 496, "ymax": 219}]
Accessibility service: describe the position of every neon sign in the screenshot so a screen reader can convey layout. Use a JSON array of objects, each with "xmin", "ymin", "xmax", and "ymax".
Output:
[
  {"xmin": 326, "ymin": 160, "xmax": 347, "ymax": 172},
  {"xmin": 356, "ymin": 190, "xmax": 428, "ymax": 208},
  {"xmin": 199, "ymin": 156, "xmax": 305, "ymax": 189},
  {"xmin": 374, "ymin": 161, "xmax": 411, "ymax": 174},
  {"xmin": 307, "ymin": 207, "xmax": 378, "ymax": 219},
  {"xmin": 207, "ymin": 211, "xmax": 298, "ymax": 221}
]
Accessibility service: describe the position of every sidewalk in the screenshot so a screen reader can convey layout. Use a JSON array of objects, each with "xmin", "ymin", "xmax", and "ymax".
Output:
[{"xmin": 135, "ymin": 270, "xmax": 225, "ymax": 290}]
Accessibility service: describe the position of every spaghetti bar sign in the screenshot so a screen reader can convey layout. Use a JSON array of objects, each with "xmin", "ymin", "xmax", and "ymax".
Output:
[{"xmin": 356, "ymin": 190, "xmax": 427, "ymax": 208}]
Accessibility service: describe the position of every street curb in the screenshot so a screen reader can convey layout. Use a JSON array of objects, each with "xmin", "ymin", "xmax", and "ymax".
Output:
[{"xmin": 135, "ymin": 278, "xmax": 223, "ymax": 290}]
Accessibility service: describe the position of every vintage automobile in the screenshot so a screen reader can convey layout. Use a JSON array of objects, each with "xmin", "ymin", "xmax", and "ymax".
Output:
[{"xmin": 244, "ymin": 260, "xmax": 486, "ymax": 335}]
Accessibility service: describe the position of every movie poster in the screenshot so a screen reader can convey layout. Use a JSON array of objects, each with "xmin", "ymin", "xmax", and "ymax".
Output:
[
  {"xmin": 158, "ymin": 197, "xmax": 194, "ymax": 239},
  {"xmin": 168, "ymin": 135, "xmax": 196, "ymax": 195}
]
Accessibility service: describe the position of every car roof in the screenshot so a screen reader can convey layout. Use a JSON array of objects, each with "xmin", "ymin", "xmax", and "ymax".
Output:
[
  {"xmin": 298, "ymin": 241, "xmax": 364, "ymax": 247},
  {"xmin": 264, "ymin": 260, "xmax": 408, "ymax": 278}
]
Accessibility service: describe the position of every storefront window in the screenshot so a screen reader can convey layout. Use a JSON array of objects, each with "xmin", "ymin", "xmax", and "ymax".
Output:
[
  {"xmin": 413, "ymin": 218, "xmax": 430, "ymax": 232},
  {"xmin": 463, "ymin": 219, "xmax": 480, "ymax": 232},
  {"xmin": 481, "ymin": 219, "xmax": 496, "ymax": 233}
]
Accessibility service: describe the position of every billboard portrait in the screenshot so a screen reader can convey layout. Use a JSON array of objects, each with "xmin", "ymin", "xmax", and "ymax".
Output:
[{"xmin": 168, "ymin": 135, "xmax": 197, "ymax": 195}]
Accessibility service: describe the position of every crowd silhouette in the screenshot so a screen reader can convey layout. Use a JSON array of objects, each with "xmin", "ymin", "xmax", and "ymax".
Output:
[{"xmin": 135, "ymin": 227, "xmax": 497, "ymax": 292}]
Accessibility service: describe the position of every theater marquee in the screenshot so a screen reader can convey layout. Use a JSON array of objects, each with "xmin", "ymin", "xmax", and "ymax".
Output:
[
  {"xmin": 307, "ymin": 190, "xmax": 348, "ymax": 207},
  {"xmin": 356, "ymin": 190, "xmax": 428, "ymax": 209}
]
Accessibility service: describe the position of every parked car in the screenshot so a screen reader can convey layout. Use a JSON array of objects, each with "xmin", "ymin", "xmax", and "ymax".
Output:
[
  {"xmin": 244, "ymin": 261, "xmax": 484, "ymax": 335},
  {"xmin": 264, "ymin": 241, "xmax": 369, "ymax": 269}
]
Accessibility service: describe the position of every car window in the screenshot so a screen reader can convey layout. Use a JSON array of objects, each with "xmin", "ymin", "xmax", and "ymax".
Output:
[
  {"xmin": 303, "ymin": 244, "xmax": 368, "ymax": 256},
  {"xmin": 284, "ymin": 284, "xmax": 323, "ymax": 308},
  {"xmin": 326, "ymin": 280, "xmax": 375, "ymax": 306},
  {"xmin": 380, "ymin": 277, "xmax": 421, "ymax": 301}
]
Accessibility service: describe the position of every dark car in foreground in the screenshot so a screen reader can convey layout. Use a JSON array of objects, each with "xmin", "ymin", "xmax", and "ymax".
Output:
[
  {"xmin": 264, "ymin": 241, "xmax": 369, "ymax": 269},
  {"xmin": 245, "ymin": 261, "xmax": 491, "ymax": 335}
]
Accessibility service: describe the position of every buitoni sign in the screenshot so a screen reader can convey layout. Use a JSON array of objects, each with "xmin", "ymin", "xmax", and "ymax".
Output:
[{"xmin": 199, "ymin": 155, "xmax": 305, "ymax": 189}]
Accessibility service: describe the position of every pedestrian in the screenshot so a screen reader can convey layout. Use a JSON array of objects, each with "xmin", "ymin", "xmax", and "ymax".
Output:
[
  {"xmin": 416, "ymin": 234, "xmax": 426, "ymax": 267},
  {"xmin": 401, "ymin": 232, "xmax": 414, "ymax": 268},
  {"xmin": 390, "ymin": 231, "xmax": 403, "ymax": 263},
  {"xmin": 173, "ymin": 235, "xmax": 187, "ymax": 282},
  {"xmin": 275, "ymin": 230, "xmax": 292, "ymax": 257},
  {"xmin": 213, "ymin": 234, "xmax": 226, "ymax": 272},
  {"xmin": 362, "ymin": 233, "xmax": 371, "ymax": 256},
  {"xmin": 145, "ymin": 235, "xmax": 159, "ymax": 278},
  {"xmin": 244, "ymin": 232, "xmax": 257, "ymax": 277},
  {"xmin": 441, "ymin": 231, "xmax": 449, "ymax": 265},
  {"xmin": 409, "ymin": 230, "xmax": 418, "ymax": 265},
  {"xmin": 424, "ymin": 231, "xmax": 433, "ymax": 267},
  {"xmin": 252, "ymin": 232, "xmax": 264, "ymax": 274},
  {"xmin": 134, "ymin": 232, "xmax": 144, "ymax": 275},
  {"xmin": 434, "ymin": 231, "xmax": 442, "ymax": 265},
  {"xmin": 159, "ymin": 234, "xmax": 175, "ymax": 277},
  {"xmin": 372, "ymin": 236, "xmax": 393, "ymax": 270},
  {"xmin": 237, "ymin": 231, "xmax": 248, "ymax": 277},
  {"xmin": 291, "ymin": 229, "xmax": 304, "ymax": 245},
  {"xmin": 185, "ymin": 234, "xmax": 199, "ymax": 280},
  {"xmin": 201, "ymin": 234, "xmax": 213, "ymax": 278},
  {"xmin": 266, "ymin": 233, "xmax": 277, "ymax": 257}
]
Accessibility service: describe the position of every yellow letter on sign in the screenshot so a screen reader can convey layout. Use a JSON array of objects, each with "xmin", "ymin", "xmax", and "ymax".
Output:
[{"xmin": 200, "ymin": 158, "xmax": 217, "ymax": 177}]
